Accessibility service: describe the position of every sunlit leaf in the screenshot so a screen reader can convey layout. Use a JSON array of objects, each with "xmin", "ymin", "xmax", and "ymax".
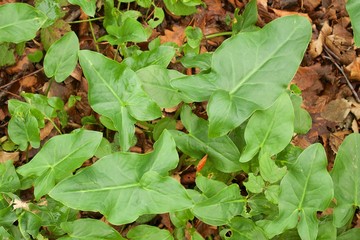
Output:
[
  {"xmin": 264, "ymin": 144, "xmax": 333, "ymax": 239},
  {"xmin": 78, "ymin": 50, "xmax": 161, "ymax": 151},
  {"xmin": 44, "ymin": 31, "xmax": 79, "ymax": 83},
  {"xmin": 171, "ymin": 16, "xmax": 311, "ymax": 137},
  {"xmin": 17, "ymin": 129, "xmax": 102, "ymax": 199},
  {"xmin": 49, "ymin": 131, "xmax": 193, "ymax": 225},
  {"xmin": 331, "ymin": 133, "xmax": 360, "ymax": 227},
  {"xmin": 0, "ymin": 3, "xmax": 47, "ymax": 43},
  {"xmin": 127, "ymin": 225, "xmax": 173, "ymax": 240}
]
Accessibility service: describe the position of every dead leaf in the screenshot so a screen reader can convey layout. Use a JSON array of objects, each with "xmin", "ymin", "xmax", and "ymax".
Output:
[
  {"xmin": 325, "ymin": 35, "xmax": 356, "ymax": 65},
  {"xmin": 270, "ymin": 8, "xmax": 312, "ymax": 22},
  {"xmin": 20, "ymin": 75, "xmax": 37, "ymax": 88},
  {"xmin": 0, "ymin": 151, "xmax": 19, "ymax": 163},
  {"xmin": 303, "ymin": 0, "xmax": 321, "ymax": 12},
  {"xmin": 160, "ymin": 25, "xmax": 186, "ymax": 47},
  {"xmin": 321, "ymin": 98, "xmax": 351, "ymax": 122},
  {"xmin": 345, "ymin": 57, "xmax": 360, "ymax": 81},
  {"xmin": 309, "ymin": 21, "xmax": 332, "ymax": 58},
  {"xmin": 329, "ymin": 130, "xmax": 351, "ymax": 153}
]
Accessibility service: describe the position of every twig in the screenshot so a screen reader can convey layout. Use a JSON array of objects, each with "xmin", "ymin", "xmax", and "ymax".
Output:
[
  {"xmin": 323, "ymin": 48, "xmax": 360, "ymax": 103},
  {"xmin": 0, "ymin": 68, "xmax": 43, "ymax": 90}
]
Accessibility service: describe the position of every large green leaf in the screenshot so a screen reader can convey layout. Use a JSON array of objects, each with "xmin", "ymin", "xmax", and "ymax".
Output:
[
  {"xmin": 170, "ymin": 105, "xmax": 241, "ymax": 173},
  {"xmin": 191, "ymin": 175, "xmax": 244, "ymax": 226},
  {"xmin": 240, "ymin": 93, "xmax": 294, "ymax": 162},
  {"xmin": 59, "ymin": 219, "xmax": 125, "ymax": 240},
  {"xmin": 0, "ymin": 160, "xmax": 20, "ymax": 193},
  {"xmin": 44, "ymin": 31, "xmax": 79, "ymax": 83},
  {"xmin": 0, "ymin": 3, "xmax": 47, "ymax": 43},
  {"xmin": 127, "ymin": 225, "xmax": 173, "ymax": 240},
  {"xmin": 171, "ymin": 15, "xmax": 311, "ymax": 137},
  {"xmin": 49, "ymin": 131, "xmax": 193, "ymax": 225},
  {"xmin": 346, "ymin": 0, "xmax": 360, "ymax": 46},
  {"xmin": 264, "ymin": 144, "xmax": 333, "ymax": 239},
  {"xmin": 78, "ymin": 50, "xmax": 161, "ymax": 151},
  {"xmin": 331, "ymin": 133, "xmax": 360, "ymax": 227},
  {"xmin": 17, "ymin": 129, "xmax": 102, "ymax": 199},
  {"xmin": 136, "ymin": 65, "xmax": 185, "ymax": 108}
]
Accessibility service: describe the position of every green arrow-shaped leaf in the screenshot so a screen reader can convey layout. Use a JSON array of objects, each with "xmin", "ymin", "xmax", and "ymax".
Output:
[
  {"xmin": 78, "ymin": 50, "xmax": 161, "ymax": 151},
  {"xmin": 49, "ymin": 131, "xmax": 193, "ymax": 225},
  {"xmin": 331, "ymin": 133, "xmax": 360, "ymax": 227},
  {"xmin": 171, "ymin": 15, "xmax": 311, "ymax": 137},
  {"xmin": 17, "ymin": 129, "xmax": 103, "ymax": 199}
]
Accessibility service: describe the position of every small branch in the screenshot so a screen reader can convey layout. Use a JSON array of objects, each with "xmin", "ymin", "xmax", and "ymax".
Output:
[{"xmin": 0, "ymin": 68, "xmax": 43, "ymax": 90}]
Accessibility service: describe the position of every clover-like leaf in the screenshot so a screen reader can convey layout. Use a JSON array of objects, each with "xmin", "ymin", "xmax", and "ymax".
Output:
[
  {"xmin": 331, "ymin": 133, "xmax": 360, "ymax": 228},
  {"xmin": 0, "ymin": 3, "xmax": 47, "ymax": 43},
  {"xmin": 240, "ymin": 93, "xmax": 294, "ymax": 163},
  {"xmin": 44, "ymin": 31, "xmax": 79, "ymax": 83},
  {"xmin": 49, "ymin": 131, "xmax": 193, "ymax": 225},
  {"xmin": 170, "ymin": 105, "xmax": 241, "ymax": 173},
  {"xmin": 264, "ymin": 144, "xmax": 333, "ymax": 239},
  {"xmin": 171, "ymin": 15, "xmax": 311, "ymax": 137},
  {"xmin": 78, "ymin": 50, "xmax": 161, "ymax": 151},
  {"xmin": 17, "ymin": 129, "xmax": 103, "ymax": 199}
]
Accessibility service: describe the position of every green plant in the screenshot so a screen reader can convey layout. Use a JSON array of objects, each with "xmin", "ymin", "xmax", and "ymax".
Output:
[{"xmin": 1, "ymin": 1, "xmax": 360, "ymax": 239}]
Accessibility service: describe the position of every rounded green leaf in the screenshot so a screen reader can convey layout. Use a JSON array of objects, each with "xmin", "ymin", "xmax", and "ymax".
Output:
[
  {"xmin": 44, "ymin": 31, "xmax": 79, "ymax": 83},
  {"xmin": 127, "ymin": 225, "xmax": 173, "ymax": 240},
  {"xmin": 0, "ymin": 3, "xmax": 47, "ymax": 43}
]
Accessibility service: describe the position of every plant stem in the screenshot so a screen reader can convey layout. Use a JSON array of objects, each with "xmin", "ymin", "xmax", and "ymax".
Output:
[
  {"xmin": 68, "ymin": 17, "xmax": 104, "ymax": 24},
  {"xmin": 205, "ymin": 31, "xmax": 232, "ymax": 39},
  {"xmin": 47, "ymin": 118, "xmax": 62, "ymax": 134},
  {"xmin": 45, "ymin": 77, "xmax": 54, "ymax": 96},
  {"xmin": 89, "ymin": 21, "xmax": 100, "ymax": 52}
]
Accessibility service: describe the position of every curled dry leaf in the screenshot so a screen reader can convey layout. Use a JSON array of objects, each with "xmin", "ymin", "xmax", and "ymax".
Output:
[
  {"xmin": 325, "ymin": 34, "xmax": 356, "ymax": 65},
  {"xmin": 309, "ymin": 21, "xmax": 332, "ymax": 58},
  {"xmin": 270, "ymin": 8, "xmax": 312, "ymax": 23},
  {"xmin": 0, "ymin": 151, "xmax": 19, "ymax": 163}
]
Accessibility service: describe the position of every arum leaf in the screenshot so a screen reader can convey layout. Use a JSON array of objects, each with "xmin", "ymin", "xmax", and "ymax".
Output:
[
  {"xmin": 240, "ymin": 93, "xmax": 294, "ymax": 163},
  {"xmin": 0, "ymin": 3, "xmax": 47, "ymax": 43},
  {"xmin": 49, "ymin": 131, "xmax": 193, "ymax": 225},
  {"xmin": 136, "ymin": 65, "xmax": 184, "ymax": 108},
  {"xmin": 172, "ymin": 15, "xmax": 311, "ymax": 137},
  {"xmin": 191, "ymin": 175, "xmax": 244, "ymax": 226},
  {"xmin": 346, "ymin": 0, "xmax": 360, "ymax": 46},
  {"xmin": 0, "ymin": 160, "xmax": 20, "ymax": 193},
  {"xmin": 17, "ymin": 129, "xmax": 103, "ymax": 199},
  {"xmin": 170, "ymin": 105, "xmax": 241, "ymax": 173},
  {"xmin": 127, "ymin": 225, "xmax": 173, "ymax": 240},
  {"xmin": 44, "ymin": 31, "xmax": 79, "ymax": 83},
  {"xmin": 78, "ymin": 50, "xmax": 161, "ymax": 151},
  {"xmin": 264, "ymin": 144, "xmax": 333, "ymax": 239},
  {"xmin": 259, "ymin": 153, "xmax": 286, "ymax": 184},
  {"xmin": 290, "ymin": 93, "xmax": 312, "ymax": 134},
  {"xmin": 331, "ymin": 133, "xmax": 360, "ymax": 227},
  {"xmin": 60, "ymin": 219, "xmax": 125, "ymax": 240},
  {"xmin": 243, "ymin": 173, "xmax": 264, "ymax": 194},
  {"xmin": 68, "ymin": 0, "xmax": 96, "ymax": 17}
]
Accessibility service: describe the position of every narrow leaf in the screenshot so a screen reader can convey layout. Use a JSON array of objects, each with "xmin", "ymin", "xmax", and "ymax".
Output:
[
  {"xmin": 17, "ymin": 129, "xmax": 102, "ymax": 199},
  {"xmin": 44, "ymin": 31, "xmax": 79, "ymax": 83},
  {"xmin": 172, "ymin": 15, "xmax": 311, "ymax": 137},
  {"xmin": 264, "ymin": 144, "xmax": 333, "ymax": 239},
  {"xmin": 0, "ymin": 3, "xmax": 47, "ymax": 43},
  {"xmin": 331, "ymin": 133, "xmax": 360, "ymax": 227},
  {"xmin": 49, "ymin": 131, "xmax": 193, "ymax": 225}
]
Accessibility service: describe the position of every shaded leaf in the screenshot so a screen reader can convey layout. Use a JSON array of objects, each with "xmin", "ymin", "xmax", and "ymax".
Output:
[
  {"xmin": 220, "ymin": 217, "xmax": 267, "ymax": 240},
  {"xmin": 264, "ymin": 144, "xmax": 333, "ymax": 239},
  {"xmin": 170, "ymin": 105, "xmax": 241, "ymax": 173},
  {"xmin": 59, "ymin": 219, "xmax": 125, "ymax": 240},
  {"xmin": 68, "ymin": 0, "xmax": 96, "ymax": 17},
  {"xmin": 41, "ymin": 19, "xmax": 71, "ymax": 51},
  {"xmin": 78, "ymin": 50, "xmax": 161, "ymax": 151},
  {"xmin": 44, "ymin": 31, "xmax": 79, "ymax": 83},
  {"xmin": 0, "ymin": 3, "xmax": 47, "ymax": 43},
  {"xmin": 172, "ymin": 16, "xmax": 311, "ymax": 137},
  {"xmin": 163, "ymin": 0, "xmax": 197, "ymax": 16},
  {"xmin": 17, "ymin": 129, "xmax": 102, "ymax": 199},
  {"xmin": 49, "ymin": 131, "xmax": 193, "ymax": 225},
  {"xmin": 331, "ymin": 133, "xmax": 360, "ymax": 227},
  {"xmin": 35, "ymin": 0, "xmax": 62, "ymax": 28}
]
